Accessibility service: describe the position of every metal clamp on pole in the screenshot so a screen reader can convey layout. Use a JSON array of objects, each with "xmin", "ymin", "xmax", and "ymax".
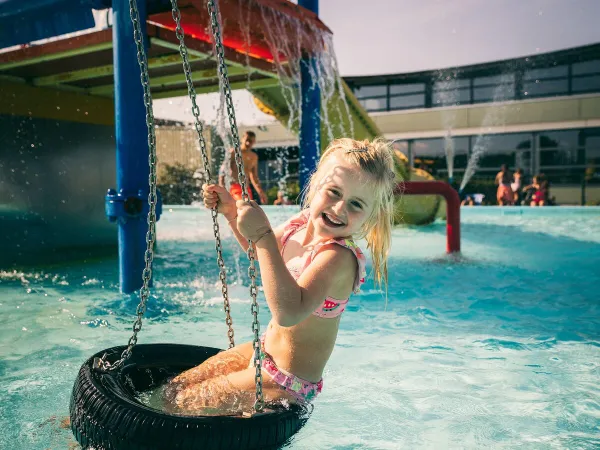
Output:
[{"xmin": 105, "ymin": 188, "xmax": 163, "ymax": 223}]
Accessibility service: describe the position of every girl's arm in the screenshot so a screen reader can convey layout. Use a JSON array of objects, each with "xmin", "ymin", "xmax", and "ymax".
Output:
[
  {"xmin": 227, "ymin": 216, "xmax": 286, "ymax": 253},
  {"xmin": 235, "ymin": 200, "xmax": 356, "ymax": 327},
  {"xmin": 255, "ymin": 236, "xmax": 356, "ymax": 326},
  {"xmin": 203, "ymin": 183, "xmax": 285, "ymax": 252}
]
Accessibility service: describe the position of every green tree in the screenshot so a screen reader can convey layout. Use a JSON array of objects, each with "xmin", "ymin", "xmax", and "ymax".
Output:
[{"xmin": 157, "ymin": 163, "xmax": 203, "ymax": 205}]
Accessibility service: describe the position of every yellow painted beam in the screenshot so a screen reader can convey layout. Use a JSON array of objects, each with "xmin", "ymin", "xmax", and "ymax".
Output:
[
  {"xmin": 151, "ymin": 77, "xmax": 280, "ymax": 99},
  {"xmin": 150, "ymin": 37, "xmax": 209, "ymax": 59},
  {"xmin": 147, "ymin": 65, "xmax": 248, "ymax": 89},
  {"xmin": 32, "ymin": 53, "xmax": 205, "ymax": 87},
  {"xmin": 90, "ymin": 66, "xmax": 255, "ymax": 96},
  {"xmin": 0, "ymin": 42, "xmax": 113, "ymax": 72},
  {"xmin": 150, "ymin": 37, "xmax": 278, "ymax": 80},
  {"xmin": 0, "ymin": 80, "xmax": 114, "ymax": 125}
]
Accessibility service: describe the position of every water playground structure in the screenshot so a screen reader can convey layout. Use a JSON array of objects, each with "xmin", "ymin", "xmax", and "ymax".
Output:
[{"xmin": 0, "ymin": 1, "xmax": 460, "ymax": 448}]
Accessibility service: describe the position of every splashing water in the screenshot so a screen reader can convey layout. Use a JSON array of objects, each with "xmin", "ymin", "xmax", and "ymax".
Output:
[
  {"xmin": 258, "ymin": 5, "xmax": 355, "ymax": 141},
  {"xmin": 444, "ymin": 131, "xmax": 455, "ymax": 182},
  {"xmin": 433, "ymin": 71, "xmax": 461, "ymax": 181},
  {"xmin": 460, "ymin": 74, "xmax": 514, "ymax": 192},
  {"xmin": 210, "ymin": 0, "xmax": 356, "ymax": 188}
]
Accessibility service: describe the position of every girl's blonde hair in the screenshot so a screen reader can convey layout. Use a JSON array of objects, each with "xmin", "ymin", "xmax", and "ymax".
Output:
[{"xmin": 302, "ymin": 138, "xmax": 396, "ymax": 288}]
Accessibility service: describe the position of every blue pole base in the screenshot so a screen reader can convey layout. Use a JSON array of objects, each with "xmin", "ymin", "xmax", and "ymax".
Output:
[{"xmin": 105, "ymin": 188, "xmax": 162, "ymax": 293}]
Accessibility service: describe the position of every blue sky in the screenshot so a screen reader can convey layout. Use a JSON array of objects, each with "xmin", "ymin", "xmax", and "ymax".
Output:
[{"xmin": 155, "ymin": 0, "xmax": 600, "ymax": 125}]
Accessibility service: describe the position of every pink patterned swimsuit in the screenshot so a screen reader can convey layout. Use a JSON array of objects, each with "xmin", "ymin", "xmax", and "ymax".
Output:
[{"xmin": 258, "ymin": 210, "xmax": 366, "ymax": 403}]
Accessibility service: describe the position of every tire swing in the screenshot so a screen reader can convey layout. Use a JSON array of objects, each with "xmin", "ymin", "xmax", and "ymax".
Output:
[{"xmin": 69, "ymin": 1, "xmax": 309, "ymax": 449}]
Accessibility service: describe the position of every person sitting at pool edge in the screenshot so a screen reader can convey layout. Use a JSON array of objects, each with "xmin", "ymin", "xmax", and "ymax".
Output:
[
  {"xmin": 273, "ymin": 190, "xmax": 292, "ymax": 205},
  {"xmin": 523, "ymin": 174, "xmax": 548, "ymax": 207},
  {"xmin": 218, "ymin": 130, "xmax": 268, "ymax": 204},
  {"xmin": 165, "ymin": 138, "xmax": 396, "ymax": 415}
]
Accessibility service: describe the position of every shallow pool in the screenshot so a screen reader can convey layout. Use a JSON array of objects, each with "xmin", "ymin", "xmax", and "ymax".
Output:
[{"xmin": 1, "ymin": 206, "xmax": 599, "ymax": 449}]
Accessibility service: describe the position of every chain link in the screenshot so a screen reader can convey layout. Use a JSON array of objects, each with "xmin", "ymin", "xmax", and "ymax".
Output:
[
  {"xmin": 170, "ymin": 0, "xmax": 235, "ymax": 349},
  {"xmin": 207, "ymin": 0, "xmax": 264, "ymax": 412},
  {"xmin": 96, "ymin": 0, "xmax": 264, "ymax": 413},
  {"xmin": 95, "ymin": 0, "xmax": 158, "ymax": 372}
]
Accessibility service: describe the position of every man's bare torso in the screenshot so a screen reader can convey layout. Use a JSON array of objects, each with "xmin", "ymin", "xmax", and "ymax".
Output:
[{"xmin": 227, "ymin": 149, "xmax": 257, "ymax": 184}]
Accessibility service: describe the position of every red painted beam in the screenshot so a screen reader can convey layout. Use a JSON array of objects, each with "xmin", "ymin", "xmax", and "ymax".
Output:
[{"xmin": 394, "ymin": 181, "xmax": 461, "ymax": 253}]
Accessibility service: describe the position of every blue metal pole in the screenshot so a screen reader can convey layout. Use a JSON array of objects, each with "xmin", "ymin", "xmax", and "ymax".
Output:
[
  {"xmin": 298, "ymin": 0, "xmax": 320, "ymax": 194},
  {"xmin": 111, "ymin": 0, "xmax": 151, "ymax": 293}
]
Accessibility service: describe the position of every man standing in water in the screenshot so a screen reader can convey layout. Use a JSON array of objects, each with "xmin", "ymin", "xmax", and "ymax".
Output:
[
  {"xmin": 495, "ymin": 164, "xmax": 513, "ymax": 206},
  {"xmin": 218, "ymin": 131, "xmax": 268, "ymax": 204}
]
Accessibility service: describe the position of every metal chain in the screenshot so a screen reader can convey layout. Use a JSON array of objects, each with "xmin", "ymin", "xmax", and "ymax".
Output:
[
  {"xmin": 95, "ymin": 0, "xmax": 158, "ymax": 372},
  {"xmin": 170, "ymin": 0, "xmax": 235, "ymax": 349},
  {"xmin": 207, "ymin": 0, "xmax": 264, "ymax": 412}
]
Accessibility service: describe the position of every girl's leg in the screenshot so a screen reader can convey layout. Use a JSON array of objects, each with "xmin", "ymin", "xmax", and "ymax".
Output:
[
  {"xmin": 174, "ymin": 367, "xmax": 296, "ymax": 416},
  {"xmin": 172, "ymin": 341, "xmax": 253, "ymax": 385},
  {"xmin": 164, "ymin": 341, "xmax": 253, "ymax": 402}
]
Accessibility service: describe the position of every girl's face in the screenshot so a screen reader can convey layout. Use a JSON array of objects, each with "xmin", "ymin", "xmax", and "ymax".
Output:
[{"xmin": 309, "ymin": 154, "xmax": 377, "ymax": 240}]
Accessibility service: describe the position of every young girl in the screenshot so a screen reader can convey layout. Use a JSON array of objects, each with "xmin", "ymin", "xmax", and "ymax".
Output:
[
  {"xmin": 523, "ymin": 175, "xmax": 547, "ymax": 207},
  {"xmin": 165, "ymin": 138, "xmax": 396, "ymax": 415}
]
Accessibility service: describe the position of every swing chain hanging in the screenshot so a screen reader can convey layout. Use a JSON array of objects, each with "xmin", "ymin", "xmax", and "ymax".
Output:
[
  {"xmin": 206, "ymin": 0, "xmax": 265, "ymax": 412},
  {"xmin": 170, "ymin": 0, "xmax": 235, "ymax": 349},
  {"xmin": 94, "ymin": 0, "xmax": 158, "ymax": 372}
]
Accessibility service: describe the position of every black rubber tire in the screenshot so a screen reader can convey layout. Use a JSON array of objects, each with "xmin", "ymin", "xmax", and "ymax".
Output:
[{"xmin": 70, "ymin": 344, "xmax": 310, "ymax": 449}]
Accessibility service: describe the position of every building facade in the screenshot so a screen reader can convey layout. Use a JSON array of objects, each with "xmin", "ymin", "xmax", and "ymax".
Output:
[{"xmin": 246, "ymin": 43, "xmax": 600, "ymax": 205}]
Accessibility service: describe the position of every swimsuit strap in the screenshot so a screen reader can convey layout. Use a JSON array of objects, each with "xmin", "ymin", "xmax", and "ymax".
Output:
[
  {"xmin": 280, "ymin": 210, "xmax": 310, "ymax": 251},
  {"xmin": 281, "ymin": 210, "xmax": 366, "ymax": 294},
  {"xmin": 308, "ymin": 237, "xmax": 367, "ymax": 294}
]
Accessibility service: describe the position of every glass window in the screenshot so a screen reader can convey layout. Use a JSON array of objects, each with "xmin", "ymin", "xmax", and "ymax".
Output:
[
  {"xmin": 539, "ymin": 130, "xmax": 579, "ymax": 149},
  {"xmin": 523, "ymin": 65, "xmax": 568, "ymax": 80},
  {"xmin": 478, "ymin": 150, "xmax": 516, "ymax": 169},
  {"xmin": 389, "ymin": 93, "xmax": 425, "ymax": 109},
  {"xmin": 392, "ymin": 141, "xmax": 408, "ymax": 160},
  {"xmin": 572, "ymin": 75, "xmax": 600, "ymax": 93},
  {"xmin": 453, "ymin": 136, "xmax": 470, "ymax": 152},
  {"xmin": 413, "ymin": 138, "xmax": 445, "ymax": 157},
  {"xmin": 587, "ymin": 147, "xmax": 600, "ymax": 165},
  {"xmin": 540, "ymin": 149, "xmax": 581, "ymax": 166},
  {"xmin": 433, "ymin": 88, "xmax": 470, "ymax": 105},
  {"xmin": 447, "ymin": 136, "xmax": 469, "ymax": 170},
  {"xmin": 572, "ymin": 60, "xmax": 600, "ymax": 76},
  {"xmin": 359, "ymin": 97, "xmax": 387, "ymax": 111},
  {"xmin": 473, "ymin": 73, "xmax": 515, "ymax": 86},
  {"xmin": 541, "ymin": 167, "xmax": 587, "ymax": 184},
  {"xmin": 522, "ymin": 79, "xmax": 568, "ymax": 97},
  {"xmin": 473, "ymin": 84, "xmax": 515, "ymax": 102},
  {"xmin": 474, "ymin": 133, "xmax": 531, "ymax": 152},
  {"xmin": 584, "ymin": 133, "xmax": 600, "ymax": 164},
  {"xmin": 472, "ymin": 133, "xmax": 525, "ymax": 169},
  {"xmin": 433, "ymin": 79, "xmax": 470, "ymax": 90},
  {"xmin": 354, "ymin": 85, "xmax": 386, "ymax": 99},
  {"xmin": 389, "ymin": 83, "xmax": 424, "ymax": 94}
]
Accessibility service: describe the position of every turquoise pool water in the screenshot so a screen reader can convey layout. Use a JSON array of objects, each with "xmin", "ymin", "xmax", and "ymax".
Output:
[{"xmin": 1, "ymin": 206, "xmax": 599, "ymax": 449}]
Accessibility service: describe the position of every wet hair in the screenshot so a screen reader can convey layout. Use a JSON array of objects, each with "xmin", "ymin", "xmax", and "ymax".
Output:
[
  {"xmin": 302, "ymin": 138, "xmax": 396, "ymax": 288},
  {"xmin": 244, "ymin": 131, "xmax": 256, "ymax": 139}
]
